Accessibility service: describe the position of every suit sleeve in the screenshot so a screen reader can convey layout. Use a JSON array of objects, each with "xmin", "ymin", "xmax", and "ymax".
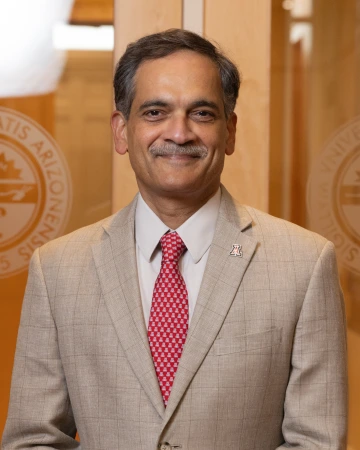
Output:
[
  {"xmin": 276, "ymin": 241, "xmax": 348, "ymax": 449},
  {"xmin": 2, "ymin": 248, "xmax": 80, "ymax": 449}
]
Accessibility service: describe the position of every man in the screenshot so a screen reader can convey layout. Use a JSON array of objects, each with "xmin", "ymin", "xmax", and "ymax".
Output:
[{"xmin": 2, "ymin": 29, "xmax": 347, "ymax": 449}]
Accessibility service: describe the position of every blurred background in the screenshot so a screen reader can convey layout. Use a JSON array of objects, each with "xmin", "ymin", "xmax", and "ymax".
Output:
[{"xmin": 0, "ymin": 0, "xmax": 359, "ymax": 448}]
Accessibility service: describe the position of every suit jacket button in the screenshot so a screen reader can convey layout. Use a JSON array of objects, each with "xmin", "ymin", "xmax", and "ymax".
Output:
[{"xmin": 159, "ymin": 443, "xmax": 171, "ymax": 450}]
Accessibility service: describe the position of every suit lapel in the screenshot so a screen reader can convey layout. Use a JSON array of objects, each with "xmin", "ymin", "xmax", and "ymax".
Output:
[
  {"xmin": 162, "ymin": 188, "xmax": 257, "ymax": 423},
  {"xmin": 92, "ymin": 198, "xmax": 165, "ymax": 419}
]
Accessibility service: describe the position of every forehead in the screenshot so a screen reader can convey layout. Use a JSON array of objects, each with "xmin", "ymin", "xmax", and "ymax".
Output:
[{"xmin": 132, "ymin": 50, "xmax": 223, "ymax": 105}]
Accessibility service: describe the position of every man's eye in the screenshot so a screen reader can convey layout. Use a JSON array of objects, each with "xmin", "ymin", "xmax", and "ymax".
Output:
[
  {"xmin": 144, "ymin": 110, "xmax": 163, "ymax": 119},
  {"xmin": 193, "ymin": 110, "xmax": 215, "ymax": 121}
]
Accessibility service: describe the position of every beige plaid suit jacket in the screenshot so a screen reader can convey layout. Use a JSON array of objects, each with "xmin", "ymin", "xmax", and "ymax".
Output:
[{"xmin": 2, "ymin": 187, "xmax": 347, "ymax": 449}]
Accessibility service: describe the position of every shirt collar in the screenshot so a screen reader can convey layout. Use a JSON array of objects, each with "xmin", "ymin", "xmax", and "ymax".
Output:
[{"xmin": 135, "ymin": 188, "xmax": 221, "ymax": 264}]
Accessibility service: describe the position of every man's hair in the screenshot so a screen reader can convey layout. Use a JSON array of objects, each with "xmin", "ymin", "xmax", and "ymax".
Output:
[{"xmin": 113, "ymin": 28, "xmax": 241, "ymax": 120}]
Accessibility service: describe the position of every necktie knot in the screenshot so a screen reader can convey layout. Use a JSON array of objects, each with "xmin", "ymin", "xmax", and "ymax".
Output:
[{"xmin": 160, "ymin": 231, "xmax": 186, "ymax": 264}]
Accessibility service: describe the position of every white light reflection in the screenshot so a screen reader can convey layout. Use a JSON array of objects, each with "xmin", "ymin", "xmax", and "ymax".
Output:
[
  {"xmin": 0, "ymin": 0, "xmax": 74, "ymax": 98},
  {"xmin": 290, "ymin": 23, "xmax": 312, "ymax": 57},
  {"xmin": 53, "ymin": 25, "xmax": 114, "ymax": 51}
]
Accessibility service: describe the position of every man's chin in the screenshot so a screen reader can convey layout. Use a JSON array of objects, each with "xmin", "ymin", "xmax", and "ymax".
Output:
[{"xmin": 149, "ymin": 178, "xmax": 207, "ymax": 197}]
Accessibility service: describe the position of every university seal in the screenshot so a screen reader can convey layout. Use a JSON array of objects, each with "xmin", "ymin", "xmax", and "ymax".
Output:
[
  {"xmin": 0, "ymin": 107, "xmax": 72, "ymax": 278},
  {"xmin": 307, "ymin": 116, "xmax": 360, "ymax": 275}
]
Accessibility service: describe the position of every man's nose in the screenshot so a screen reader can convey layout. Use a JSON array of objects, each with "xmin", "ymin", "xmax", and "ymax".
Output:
[{"xmin": 162, "ymin": 115, "xmax": 196, "ymax": 145}]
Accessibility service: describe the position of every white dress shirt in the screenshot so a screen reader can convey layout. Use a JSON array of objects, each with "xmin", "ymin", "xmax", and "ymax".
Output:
[{"xmin": 135, "ymin": 189, "xmax": 221, "ymax": 327}]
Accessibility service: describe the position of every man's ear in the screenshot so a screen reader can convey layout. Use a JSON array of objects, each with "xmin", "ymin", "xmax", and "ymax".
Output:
[
  {"xmin": 111, "ymin": 110, "xmax": 128, "ymax": 155},
  {"xmin": 225, "ymin": 112, "xmax": 237, "ymax": 156}
]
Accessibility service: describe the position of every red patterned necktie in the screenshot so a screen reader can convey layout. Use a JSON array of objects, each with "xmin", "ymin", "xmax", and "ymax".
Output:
[{"xmin": 148, "ymin": 231, "xmax": 189, "ymax": 406}]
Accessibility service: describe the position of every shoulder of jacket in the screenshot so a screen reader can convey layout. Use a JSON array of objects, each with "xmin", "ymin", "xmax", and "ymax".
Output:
[
  {"xmin": 36, "ymin": 211, "xmax": 122, "ymax": 262},
  {"xmin": 242, "ymin": 204, "xmax": 330, "ymax": 249}
]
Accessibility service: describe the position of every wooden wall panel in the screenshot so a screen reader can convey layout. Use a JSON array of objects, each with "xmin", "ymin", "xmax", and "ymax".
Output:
[
  {"xmin": 290, "ymin": 40, "xmax": 307, "ymax": 227},
  {"xmin": 112, "ymin": 0, "xmax": 183, "ymax": 212},
  {"xmin": 0, "ymin": 95, "xmax": 54, "ymax": 135},
  {"xmin": 71, "ymin": 0, "xmax": 113, "ymax": 24},
  {"xmin": 269, "ymin": 1, "xmax": 289, "ymax": 220},
  {"xmin": 0, "ymin": 271, "xmax": 27, "ymax": 438},
  {"xmin": 55, "ymin": 51, "xmax": 113, "ymax": 233},
  {"xmin": 204, "ymin": 0, "xmax": 271, "ymax": 212}
]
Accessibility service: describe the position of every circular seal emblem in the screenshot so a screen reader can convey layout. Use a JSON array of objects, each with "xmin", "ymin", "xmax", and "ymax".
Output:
[
  {"xmin": 307, "ymin": 116, "xmax": 360, "ymax": 275},
  {"xmin": 0, "ymin": 107, "xmax": 72, "ymax": 278}
]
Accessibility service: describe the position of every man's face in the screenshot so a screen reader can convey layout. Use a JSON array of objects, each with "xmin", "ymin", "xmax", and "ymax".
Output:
[{"xmin": 112, "ymin": 50, "xmax": 237, "ymax": 200}]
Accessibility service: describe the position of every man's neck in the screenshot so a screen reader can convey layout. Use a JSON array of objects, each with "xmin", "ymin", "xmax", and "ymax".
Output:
[{"xmin": 139, "ymin": 186, "xmax": 219, "ymax": 230}]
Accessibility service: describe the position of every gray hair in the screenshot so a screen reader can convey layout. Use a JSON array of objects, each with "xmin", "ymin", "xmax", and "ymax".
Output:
[{"xmin": 113, "ymin": 28, "xmax": 241, "ymax": 120}]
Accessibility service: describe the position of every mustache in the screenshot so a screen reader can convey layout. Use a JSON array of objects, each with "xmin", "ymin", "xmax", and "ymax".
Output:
[{"xmin": 149, "ymin": 143, "xmax": 207, "ymax": 158}]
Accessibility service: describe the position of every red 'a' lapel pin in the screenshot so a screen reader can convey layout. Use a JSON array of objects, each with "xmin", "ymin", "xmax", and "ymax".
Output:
[{"xmin": 230, "ymin": 244, "xmax": 243, "ymax": 257}]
